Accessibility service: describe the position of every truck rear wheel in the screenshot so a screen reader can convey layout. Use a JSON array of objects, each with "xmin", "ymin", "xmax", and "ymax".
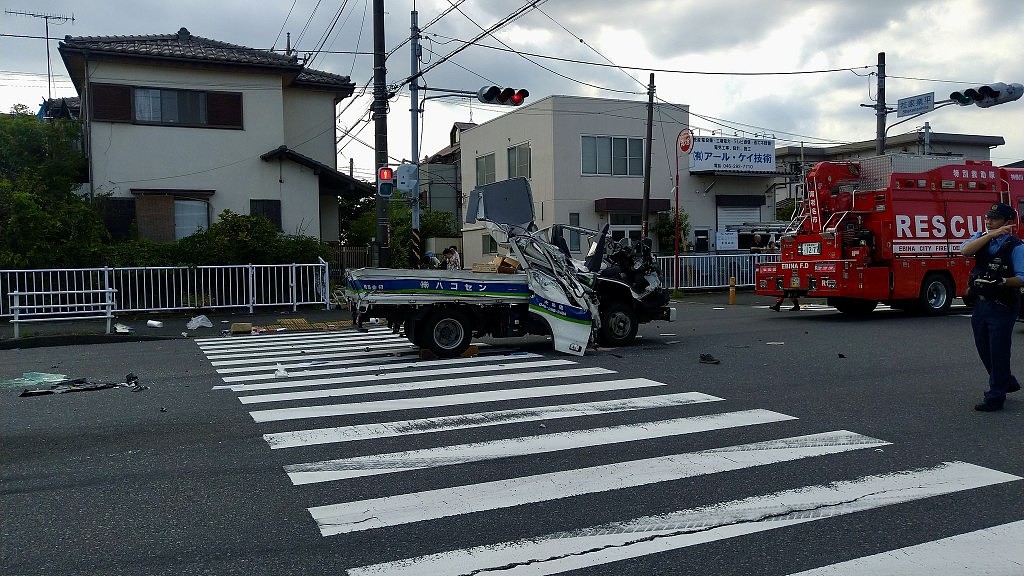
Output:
[
  {"xmin": 917, "ymin": 274, "xmax": 953, "ymax": 315},
  {"xmin": 831, "ymin": 298, "xmax": 877, "ymax": 316},
  {"xmin": 598, "ymin": 302, "xmax": 639, "ymax": 347},
  {"xmin": 422, "ymin": 309, "xmax": 472, "ymax": 358}
]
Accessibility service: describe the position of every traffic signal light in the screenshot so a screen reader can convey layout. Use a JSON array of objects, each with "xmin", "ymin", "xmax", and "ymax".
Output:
[
  {"xmin": 477, "ymin": 86, "xmax": 529, "ymax": 106},
  {"xmin": 377, "ymin": 166, "xmax": 394, "ymax": 197},
  {"xmin": 394, "ymin": 163, "xmax": 419, "ymax": 193},
  {"xmin": 949, "ymin": 82, "xmax": 1023, "ymax": 108}
]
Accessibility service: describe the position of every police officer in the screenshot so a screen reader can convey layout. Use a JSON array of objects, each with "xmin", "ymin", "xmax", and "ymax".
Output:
[{"xmin": 961, "ymin": 202, "xmax": 1024, "ymax": 411}]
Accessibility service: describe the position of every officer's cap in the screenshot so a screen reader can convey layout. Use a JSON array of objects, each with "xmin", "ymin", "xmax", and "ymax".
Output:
[{"xmin": 986, "ymin": 202, "xmax": 1017, "ymax": 221}]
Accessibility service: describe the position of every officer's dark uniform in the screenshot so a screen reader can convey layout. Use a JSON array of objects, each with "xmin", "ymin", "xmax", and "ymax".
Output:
[{"xmin": 965, "ymin": 203, "xmax": 1024, "ymax": 411}]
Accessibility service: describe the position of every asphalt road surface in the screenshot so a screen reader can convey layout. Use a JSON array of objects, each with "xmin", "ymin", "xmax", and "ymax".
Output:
[{"xmin": 2, "ymin": 295, "xmax": 1023, "ymax": 575}]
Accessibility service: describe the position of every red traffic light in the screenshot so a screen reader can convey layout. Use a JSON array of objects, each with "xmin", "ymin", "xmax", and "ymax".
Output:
[
  {"xmin": 477, "ymin": 86, "xmax": 529, "ymax": 106},
  {"xmin": 378, "ymin": 166, "xmax": 394, "ymax": 181}
]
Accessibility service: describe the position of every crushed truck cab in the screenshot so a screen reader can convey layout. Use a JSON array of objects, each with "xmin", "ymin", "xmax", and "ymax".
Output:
[{"xmin": 756, "ymin": 155, "xmax": 1024, "ymax": 315}]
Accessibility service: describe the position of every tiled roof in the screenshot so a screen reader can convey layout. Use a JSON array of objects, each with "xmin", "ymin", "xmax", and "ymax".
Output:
[
  {"xmin": 61, "ymin": 27, "xmax": 300, "ymax": 68},
  {"xmin": 59, "ymin": 28, "xmax": 354, "ymax": 92}
]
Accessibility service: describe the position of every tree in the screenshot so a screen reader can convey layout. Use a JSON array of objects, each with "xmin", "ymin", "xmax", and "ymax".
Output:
[
  {"xmin": 0, "ymin": 107, "xmax": 107, "ymax": 268},
  {"xmin": 652, "ymin": 209, "xmax": 692, "ymax": 254},
  {"xmin": 346, "ymin": 193, "xmax": 462, "ymax": 268}
]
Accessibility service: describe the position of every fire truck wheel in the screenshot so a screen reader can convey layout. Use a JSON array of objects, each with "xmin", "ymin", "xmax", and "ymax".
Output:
[
  {"xmin": 917, "ymin": 274, "xmax": 953, "ymax": 315},
  {"xmin": 422, "ymin": 309, "xmax": 472, "ymax": 358},
  {"xmin": 831, "ymin": 298, "xmax": 877, "ymax": 316},
  {"xmin": 598, "ymin": 302, "xmax": 639, "ymax": 347}
]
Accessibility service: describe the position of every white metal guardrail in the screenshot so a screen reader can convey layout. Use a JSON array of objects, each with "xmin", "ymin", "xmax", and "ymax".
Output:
[
  {"xmin": 1, "ymin": 259, "xmax": 331, "ymax": 318},
  {"xmin": 657, "ymin": 253, "xmax": 781, "ymax": 289},
  {"xmin": 9, "ymin": 288, "xmax": 117, "ymax": 338},
  {"xmin": 1, "ymin": 255, "xmax": 771, "ymax": 323}
]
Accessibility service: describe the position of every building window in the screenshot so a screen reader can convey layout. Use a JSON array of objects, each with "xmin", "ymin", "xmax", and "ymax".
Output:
[
  {"xmin": 569, "ymin": 212, "xmax": 580, "ymax": 251},
  {"xmin": 250, "ymin": 199, "xmax": 283, "ymax": 231},
  {"xmin": 476, "ymin": 153, "xmax": 496, "ymax": 186},
  {"xmin": 482, "ymin": 233, "xmax": 498, "ymax": 255},
  {"xmin": 507, "ymin": 142, "xmax": 531, "ymax": 179},
  {"xmin": 609, "ymin": 213, "xmax": 643, "ymax": 242},
  {"xmin": 90, "ymin": 83, "xmax": 242, "ymax": 128},
  {"xmin": 134, "ymin": 88, "xmax": 207, "ymax": 125},
  {"xmin": 581, "ymin": 135, "xmax": 644, "ymax": 176},
  {"xmin": 132, "ymin": 191, "xmax": 213, "ymax": 242},
  {"xmin": 174, "ymin": 199, "xmax": 210, "ymax": 239}
]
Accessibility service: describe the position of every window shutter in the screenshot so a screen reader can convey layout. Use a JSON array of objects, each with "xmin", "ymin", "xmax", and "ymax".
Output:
[
  {"xmin": 207, "ymin": 92, "xmax": 243, "ymax": 128},
  {"xmin": 90, "ymin": 84, "xmax": 131, "ymax": 122},
  {"xmin": 250, "ymin": 199, "xmax": 282, "ymax": 231}
]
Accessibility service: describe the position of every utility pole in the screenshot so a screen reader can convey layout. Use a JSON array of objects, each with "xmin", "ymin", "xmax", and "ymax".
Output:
[
  {"xmin": 875, "ymin": 52, "xmax": 886, "ymax": 155},
  {"xmin": 641, "ymin": 73, "xmax": 655, "ymax": 240},
  {"xmin": 409, "ymin": 9, "xmax": 422, "ymax": 268},
  {"xmin": 5, "ymin": 10, "xmax": 74, "ymax": 102},
  {"xmin": 372, "ymin": 0, "xmax": 390, "ymax": 267}
]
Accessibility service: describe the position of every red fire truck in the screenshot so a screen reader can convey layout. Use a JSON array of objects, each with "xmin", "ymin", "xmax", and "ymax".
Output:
[{"xmin": 755, "ymin": 155, "xmax": 1024, "ymax": 315}]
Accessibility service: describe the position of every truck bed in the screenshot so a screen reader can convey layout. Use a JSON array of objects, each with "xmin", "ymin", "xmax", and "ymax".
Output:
[{"xmin": 345, "ymin": 267, "xmax": 532, "ymax": 306}]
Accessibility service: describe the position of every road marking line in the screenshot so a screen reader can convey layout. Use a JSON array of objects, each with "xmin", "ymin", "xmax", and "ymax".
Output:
[
  {"xmin": 238, "ymin": 367, "xmax": 612, "ymax": 404},
  {"xmin": 346, "ymin": 461, "xmax": 1019, "ymax": 575},
  {"xmin": 786, "ymin": 519, "xmax": 1024, "ymax": 575},
  {"xmin": 197, "ymin": 329, "xmax": 398, "ymax": 349},
  {"xmin": 224, "ymin": 359, "xmax": 577, "ymax": 392},
  {"xmin": 250, "ymin": 378, "xmax": 667, "ymax": 423},
  {"xmin": 263, "ymin": 392, "xmax": 725, "ymax": 449},
  {"xmin": 194, "ymin": 327, "xmax": 394, "ymax": 346},
  {"xmin": 310, "ymin": 430, "xmax": 890, "ymax": 536},
  {"xmin": 285, "ymin": 409, "xmax": 796, "ymax": 484},
  {"xmin": 201, "ymin": 335, "xmax": 406, "ymax": 359},
  {"xmin": 222, "ymin": 352, "xmax": 543, "ymax": 382},
  {"xmin": 209, "ymin": 342, "xmax": 416, "ymax": 367},
  {"xmin": 214, "ymin": 351, "xmax": 421, "ymax": 374}
]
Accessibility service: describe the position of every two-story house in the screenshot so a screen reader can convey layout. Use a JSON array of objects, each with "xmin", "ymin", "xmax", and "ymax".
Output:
[{"xmin": 58, "ymin": 27, "xmax": 371, "ymax": 243}]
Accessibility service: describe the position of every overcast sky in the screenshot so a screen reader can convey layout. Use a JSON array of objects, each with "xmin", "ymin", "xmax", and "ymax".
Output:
[{"xmin": 4, "ymin": 0, "xmax": 1024, "ymax": 182}]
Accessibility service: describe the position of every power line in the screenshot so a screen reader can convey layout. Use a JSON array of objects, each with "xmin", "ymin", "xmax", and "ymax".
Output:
[
  {"xmin": 424, "ymin": 32, "xmax": 874, "ymax": 78},
  {"xmin": 270, "ymin": 0, "xmax": 299, "ymax": 50},
  {"xmin": 397, "ymin": 1, "xmax": 544, "ymax": 89},
  {"xmin": 446, "ymin": 1, "xmax": 642, "ymax": 95}
]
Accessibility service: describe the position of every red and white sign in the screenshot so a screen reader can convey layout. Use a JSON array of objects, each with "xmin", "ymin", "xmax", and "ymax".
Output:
[{"xmin": 678, "ymin": 129, "xmax": 693, "ymax": 154}]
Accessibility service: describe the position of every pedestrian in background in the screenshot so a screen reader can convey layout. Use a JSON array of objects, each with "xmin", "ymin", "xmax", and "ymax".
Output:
[
  {"xmin": 961, "ymin": 202, "xmax": 1024, "ymax": 411},
  {"xmin": 448, "ymin": 245, "xmax": 462, "ymax": 270}
]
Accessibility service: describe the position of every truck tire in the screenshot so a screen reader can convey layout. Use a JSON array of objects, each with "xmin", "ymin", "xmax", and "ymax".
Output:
[
  {"xmin": 421, "ymin": 309, "xmax": 472, "ymax": 358},
  {"xmin": 831, "ymin": 298, "xmax": 877, "ymax": 316},
  {"xmin": 917, "ymin": 274, "xmax": 953, "ymax": 315},
  {"xmin": 598, "ymin": 302, "xmax": 639, "ymax": 347},
  {"xmin": 402, "ymin": 317, "xmax": 419, "ymax": 345}
]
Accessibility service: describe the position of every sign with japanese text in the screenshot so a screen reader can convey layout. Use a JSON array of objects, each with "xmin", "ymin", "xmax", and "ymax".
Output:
[
  {"xmin": 688, "ymin": 136, "xmax": 776, "ymax": 173},
  {"xmin": 896, "ymin": 92, "xmax": 934, "ymax": 118}
]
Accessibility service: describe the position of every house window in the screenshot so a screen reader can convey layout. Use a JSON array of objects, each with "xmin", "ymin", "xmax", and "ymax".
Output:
[
  {"xmin": 476, "ymin": 153, "xmax": 495, "ymax": 186},
  {"xmin": 134, "ymin": 88, "xmax": 207, "ymax": 125},
  {"xmin": 251, "ymin": 199, "xmax": 283, "ymax": 231},
  {"xmin": 581, "ymin": 135, "xmax": 644, "ymax": 176},
  {"xmin": 174, "ymin": 200, "xmax": 210, "ymax": 239},
  {"xmin": 482, "ymin": 233, "xmax": 498, "ymax": 255},
  {"xmin": 507, "ymin": 142, "xmax": 531, "ymax": 179},
  {"xmin": 132, "ymin": 190, "xmax": 214, "ymax": 242},
  {"xmin": 569, "ymin": 212, "xmax": 580, "ymax": 251},
  {"xmin": 90, "ymin": 83, "xmax": 242, "ymax": 128}
]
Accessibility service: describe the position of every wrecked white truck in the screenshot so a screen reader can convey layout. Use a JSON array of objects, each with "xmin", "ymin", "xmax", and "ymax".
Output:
[{"xmin": 343, "ymin": 177, "xmax": 676, "ymax": 357}]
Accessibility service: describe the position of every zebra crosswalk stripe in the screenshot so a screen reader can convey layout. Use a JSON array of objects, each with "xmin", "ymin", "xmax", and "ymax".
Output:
[
  {"xmin": 249, "ymin": 378, "xmax": 668, "ymax": 423},
  {"xmin": 309, "ymin": 430, "xmax": 890, "ymax": 536},
  {"xmin": 262, "ymin": 392, "xmax": 725, "ymax": 449},
  {"xmin": 238, "ymin": 367, "xmax": 613, "ymax": 404},
  {"xmin": 785, "ymin": 519, "xmax": 1024, "ymax": 575},
  {"xmin": 346, "ymin": 461, "xmax": 1020, "ymax": 576},
  {"xmin": 284, "ymin": 409, "xmax": 796, "ymax": 484}
]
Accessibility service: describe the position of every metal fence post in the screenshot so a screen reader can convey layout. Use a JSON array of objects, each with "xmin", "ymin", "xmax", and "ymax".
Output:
[
  {"xmin": 290, "ymin": 263, "xmax": 298, "ymax": 312},
  {"xmin": 248, "ymin": 264, "xmax": 256, "ymax": 314}
]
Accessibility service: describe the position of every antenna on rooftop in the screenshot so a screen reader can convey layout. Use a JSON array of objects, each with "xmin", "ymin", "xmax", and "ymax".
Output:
[{"xmin": 5, "ymin": 10, "xmax": 75, "ymax": 101}]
